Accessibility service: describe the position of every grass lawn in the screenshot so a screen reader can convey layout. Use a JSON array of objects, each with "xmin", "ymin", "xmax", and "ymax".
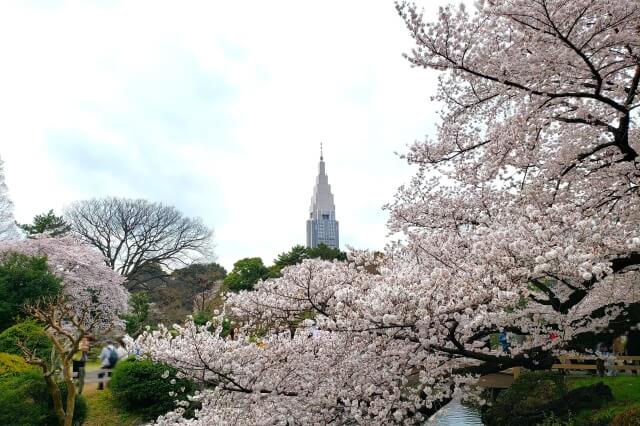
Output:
[
  {"xmin": 567, "ymin": 375, "xmax": 640, "ymax": 424},
  {"xmin": 82, "ymin": 383, "xmax": 144, "ymax": 426}
]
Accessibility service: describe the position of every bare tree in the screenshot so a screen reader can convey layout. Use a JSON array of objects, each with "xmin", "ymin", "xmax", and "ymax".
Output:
[
  {"xmin": 0, "ymin": 155, "xmax": 20, "ymax": 240},
  {"xmin": 64, "ymin": 197, "xmax": 214, "ymax": 290}
]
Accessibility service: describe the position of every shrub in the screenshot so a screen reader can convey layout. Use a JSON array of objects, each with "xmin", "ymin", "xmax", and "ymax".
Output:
[
  {"xmin": 612, "ymin": 408, "xmax": 640, "ymax": 426},
  {"xmin": 483, "ymin": 371, "xmax": 616, "ymax": 426},
  {"xmin": 483, "ymin": 371, "xmax": 568, "ymax": 426},
  {"xmin": 0, "ymin": 352, "xmax": 87, "ymax": 426},
  {"xmin": 0, "ymin": 352, "xmax": 33, "ymax": 376},
  {"xmin": 0, "ymin": 319, "xmax": 52, "ymax": 357},
  {"xmin": 110, "ymin": 358, "xmax": 196, "ymax": 420},
  {"xmin": 0, "ymin": 362, "xmax": 51, "ymax": 425},
  {"xmin": 563, "ymin": 382, "xmax": 613, "ymax": 411}
]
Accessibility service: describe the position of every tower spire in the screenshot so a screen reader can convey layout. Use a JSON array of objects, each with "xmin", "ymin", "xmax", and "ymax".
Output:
[{"xmin": 307, "ymin": 143, "xmax": 339, "ymax": 249}]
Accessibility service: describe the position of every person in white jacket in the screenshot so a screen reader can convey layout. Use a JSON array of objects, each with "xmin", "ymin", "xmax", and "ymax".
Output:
[{"xmin": 97, "ymin": 341, "xmax": 118, "ymax": 390}]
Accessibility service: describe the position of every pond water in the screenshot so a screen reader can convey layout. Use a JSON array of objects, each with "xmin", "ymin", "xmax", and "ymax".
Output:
[{"xmin": 427, "ymin": 398, "xmax": 484, "ymax": 425}]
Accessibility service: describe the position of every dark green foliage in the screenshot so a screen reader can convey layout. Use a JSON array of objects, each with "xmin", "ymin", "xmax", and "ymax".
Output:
[
  {"xmin": 612, "ymin": 407, "xmax": 640, "ymax": 426},
  {"xmin": 307, "ymin": 243, "xmax": 347, "ymax": 262},
  {"xmin": 0, "ymin": 352, "xmax": 87, "ymax": 426},
  {"xmin": 122, "ymin": 291, "xmax": 150, "ymax": 337},
  {"xmin": 110, "ymin": 358, "xmax": 196, "ymax": 420},
  {"xmin": 483, "ymin": 371, "xmax": 615, "ymax": 426},
  {"xmin": 563, "ymin": 382, "xmax": 613, "ymax": 412},
  {"xmin": 192, "ymin": 312, "xmax": 232, "ymax": 337},
  {"xmin": 483, "ymin": 371, "xmax": 567, "ymax": 426},
  {"xmin": 19, "ymin": 209, "xmax": 70, "ymax": 237},
  {"xmin": 0, "ymin": 253, "xmax": 62, "ymax": 331},
  {"xmin": 273, "ymin": 245, "xmax": 310, "ymax": 271},
  {"xmin": 223, "ymin": 257, "xmax": 272, "ymax": 292},
  {"xmin": 192, "ymin": 310, "xmax": 212, "ymax": 327},
  {"xmin": 271, "ymin": 244, "xmax": 347, "ymax": 276},
  {"xmin": 0, "ymin": 319, "xmax": 52, "ymax": 357}
]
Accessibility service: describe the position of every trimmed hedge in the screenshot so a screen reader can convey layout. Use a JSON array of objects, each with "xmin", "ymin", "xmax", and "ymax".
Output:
[
  {"xmin": 0, "ymin": 352, "xmax": 87, "ymax": 425},
  {"xmin": 0, "ymin": 319, "xmax": 52, "ymax": 357},
  {"xmin": 110, "ymin": 358, "xmax": 196, "ymax": 420}
]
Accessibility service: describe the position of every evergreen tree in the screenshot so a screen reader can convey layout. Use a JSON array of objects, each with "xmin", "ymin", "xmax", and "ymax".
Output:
[{"xmin": 19, "ymin": 210, "xmax": 70, "ymax": 237}]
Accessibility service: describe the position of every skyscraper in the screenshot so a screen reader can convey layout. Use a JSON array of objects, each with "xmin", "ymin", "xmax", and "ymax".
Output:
[{"xmin": 306, "ymin": 145, "xmax": 339, "ymax": 249}]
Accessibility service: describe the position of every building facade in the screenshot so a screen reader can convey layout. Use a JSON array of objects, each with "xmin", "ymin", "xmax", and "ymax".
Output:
[{"xmin": 306, "ymin": 149, "xmax": 339, "ymax": 249}]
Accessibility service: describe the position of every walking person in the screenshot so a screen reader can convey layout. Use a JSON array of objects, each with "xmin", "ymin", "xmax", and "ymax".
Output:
[
  {"xmin": 596, "ymin": 341, "xmax": 615, "ymax": 376},
  {"xmin": 97, "ymin": 341, "xmax": 119, "ymax": 390},
  {"xmin": 74, "ymin": 336, "xmax": 90, "ymax": 394},
  {"xmin": 498, "ymin": 331, "xmax": 510, "ymax": 353}
]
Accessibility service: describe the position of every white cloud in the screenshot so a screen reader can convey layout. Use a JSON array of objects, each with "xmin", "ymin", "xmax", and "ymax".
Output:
[{"xmin": 0, "ymin": 0, "xmax": 450, "ymax": 270}]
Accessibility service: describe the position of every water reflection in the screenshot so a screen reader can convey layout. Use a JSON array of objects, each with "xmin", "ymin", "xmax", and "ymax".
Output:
[{"xmin": 427, "ymin": 398, "xmax": 483, "ymax": 425}]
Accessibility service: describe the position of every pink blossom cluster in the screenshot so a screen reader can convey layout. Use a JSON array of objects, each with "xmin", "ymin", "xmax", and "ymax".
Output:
[
  {"xmin": 0, "ymin": 235, "xmax": 128, "ymax": 333},
  {"xmin": 134, "ymin": 0, "xmax": 640, "ymax": 423}
]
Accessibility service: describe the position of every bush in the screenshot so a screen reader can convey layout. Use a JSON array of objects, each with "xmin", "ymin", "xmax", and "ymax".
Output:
[
  {"xmin": 110, "ymin": 358, "xmax": 196, "ymax": 420},
  {"xmin": 563, "ymin": 382, "xmax": 613, "ymax": 411},
  {"xmin": 0, "ymin": 319, "xmax": 52, "ymax": 357},
  {"xmin": 0, "ymin": 352, "xmax": 87, "ymax": 425},
  {"xmin": 483, "ymin": 371, "xmax": 616, "ymax": 426},
  {"xmin": 0, "ymin": 352, "xmax": 34, "ymax": 376},
  {"xmin": 0, "ymin": 362, "xmax": 51, "ymax": 425},
  {"xmin": 483, "ymin": 371, "xmax": 568, "ymax": 426},
  {"xmin": 612, "ymin": 408, "xmax": 640, "ymax": 426}
]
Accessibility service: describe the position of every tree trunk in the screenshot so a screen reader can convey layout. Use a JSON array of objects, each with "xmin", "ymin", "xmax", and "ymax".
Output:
[
  {"xmin": 62, "ymin": 358, "xmax": 76, "ymax": 426},
  {"xmin": 43, "ymin": 372, "xmax": 66, "ymax": 426}
]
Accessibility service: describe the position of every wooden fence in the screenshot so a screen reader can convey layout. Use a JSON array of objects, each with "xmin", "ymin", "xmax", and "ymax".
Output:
[{"xmin": 552, "ymin": 355, "xmax": 640, "ymax": 374}]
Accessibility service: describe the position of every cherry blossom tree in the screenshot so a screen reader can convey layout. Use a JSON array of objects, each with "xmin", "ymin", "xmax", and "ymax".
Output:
[
  {"xmin": 132, "ymin": 0, "xmax": 640, "ymax": 423},
  {"xmin": 0, "ymin": 236, "xmax": 128, "ymax": 426},
  {"xmin": 0, "ymin": 155, "xmax": 20, "ymax": 240}
]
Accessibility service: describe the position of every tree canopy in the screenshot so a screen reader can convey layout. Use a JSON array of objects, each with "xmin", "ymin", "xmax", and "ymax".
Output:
[
  {"xmin": 0, "ymin": 253, "xmax": 62, "ymax": 331},
  {"xmin": 271, "ymin": 244, "xmax": 347, "ymax": 276},
  {"xmin": 223, "ymin": 257, "xmax": 271, "ymax": 292},
  {"xmin": 0, "ymin": 236, "xmax": 128, "ymax": 426},
  {"xmin": 64, "ymin": 197, "xmax": 214, "ymax": 290},
  {"xmin": 19, "ymin": 210, "xmax": 70, "ymax": 237}
]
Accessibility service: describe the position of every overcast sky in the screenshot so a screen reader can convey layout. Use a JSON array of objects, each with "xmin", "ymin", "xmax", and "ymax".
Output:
[{"xmin": 0, "ymin": 0, "xmax": 451, "ymax": 270}]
